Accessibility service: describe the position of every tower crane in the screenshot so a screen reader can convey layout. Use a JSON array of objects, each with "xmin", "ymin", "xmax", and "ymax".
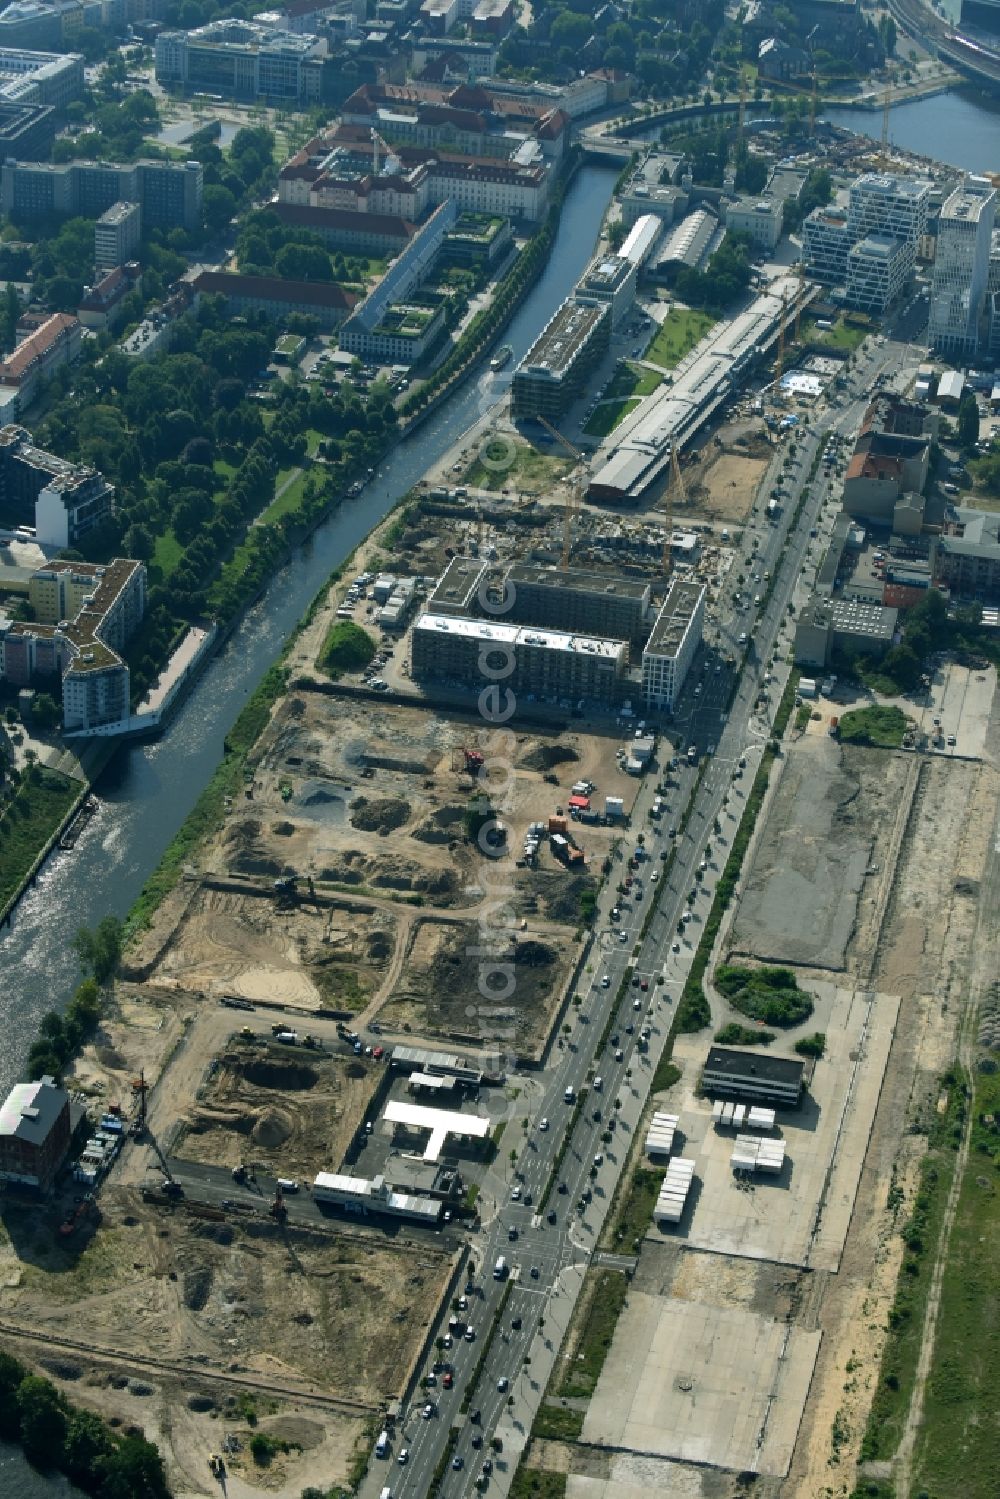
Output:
[
  {"xmin": 370, "ymin": 128, "xmax": 401, "ymax": 178},
  {"xmin": 775, "ymin": 289, "xmax": 787, "ymax": 387},
  {"xmin": 537, "ymin": 417, "xmax": 588, "ymax": 571},
  {"xmin": 663, "ymin": 447, "xmax": 687, "ymax": 579},
  {"xmin": 880, "ymin": 76, "xmax": 892, "ymax": 170}
]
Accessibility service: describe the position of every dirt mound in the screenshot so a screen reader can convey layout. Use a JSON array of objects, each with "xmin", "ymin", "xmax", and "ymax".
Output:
[
  {"xmin": 242, "ymin": 1059, "xmax": 319, "ymax": 1090},
  {"xmin": 272, "ymin": 820, "xmax": 295, "ymax": 837},
  {"xmin": 98, "ymin": 1047, "xmax": 126, "ymax": 1070},
  {"xmin": 41, "ymin": 1360, "xmax": 82, "ymax": 1381},
  {"xmin": 411, "ymin": 804, "xmax": 464, "ymax": 844},
  {"xmin": 252, "ymin": 1110, "xmax": 293, "ymax": 1148},
  {"xmin": 518, "ymin": 742, "xmax": 579, "ymax": 772},
  {"xmin": 226, "ymin": 818, "xmax": 262, "ymax": 850},
  {"xmin": 514, "ymin": 939, "xmax": 557, "ymax": 968},
  {"xmin": 367, "ymin": 930, "xmax": 392, "ymax": 961},
  {"xmin": 350, "ymin": 796, "xmax": 411, "ymax": 833},
  {"xmin": 183, "ymin": 1266, "xmax": 212, "ymax": 1311},
  {"xmin": 260, "ymin": 1415, "xmax": 325, "ymax": 1450},
  {"xmin": 187, "ymin": 1393, "xmax": 216, "ymax": 1412}
]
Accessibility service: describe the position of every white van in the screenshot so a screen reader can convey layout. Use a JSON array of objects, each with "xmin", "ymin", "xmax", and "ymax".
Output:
[
  {"xmin": 593, "ymin": 1075, "xmax": 603, "ymax": 1091},
  {"xmin": 375, "ymin": 1431, "xmax": 390, "ymax": 1458},
  {"xmin": 277, "ymin": 1178, "xmax": 299, "ymax": 1193}
]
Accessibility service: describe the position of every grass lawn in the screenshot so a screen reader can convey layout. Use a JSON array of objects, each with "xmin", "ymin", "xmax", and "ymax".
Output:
[
  {"xmin": 257, "ymin": 469, "xmax": 311, "ymax": 526},
  {"xmin": 912, "ymin": 1068, "xmax": 1000, "ymax": 1498},
  {"xmin": 583, "ymin": 398, "xmax": 641, "ymax": 438},
  {"xmin": 807, "ymin": 316, "xmax": 869, "ymax": 352},
  {"xmin": 601, "ymin": 1165, "xmax": 666, "ymax": 1250},
  {"xmin": 531, "ymin": 1404, "xmax": 585, "ymax": 1441},
  {"xmin": 510, "ymin": 1473, "xmax": 566, "ymax": 1499},
  {"xmin": 0, "ymin": 769, "xmax": 79, "ymax": 911},
  {"xmin": 555, "ymin": 1269, "xmax": 628, "ymax": 1398},
  {"xmin": 644, "ymin": 307, "xmax": 716, "ymax": 369},
  {"xmin": 150, "ymin": 528, "xmax": 184, "ymax": 585},
  {"xmin": 838, "ymin": 704, "xmax": 910, "ymax": 747},
  {"xmin": 463, "ymin": 441, "xmax": 573, "ymax": 493},
  {"xmin": 604, "ymin": 361, "xmax": 664, "ymax": 400}
]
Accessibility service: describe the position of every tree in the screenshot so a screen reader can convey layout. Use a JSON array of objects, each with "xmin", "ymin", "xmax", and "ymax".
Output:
[
  {"xmin": 17, "ymin": 1376, "xmax": 68, "ymax": 1468},
  {"xmin": 30, "ymin": 693, "xmax": 61, "ymax": 730},
  {"xmin": 123, "ymin": 523, "xmax": 155, "ymax": 561},
  {"xmin": 98, "ymin": 1433, "xmax": 171, "ymax": 1498},
  {"xmin": 202, "ymin": 183, "xmax": 238, "ymax": 234},
  {"xmin": 956, "ymin": 393, "xmax": 980, "ymax": 450},
  {"xmin": 72, "ymin": 916, "xmax": 123, "ymax": 985}
]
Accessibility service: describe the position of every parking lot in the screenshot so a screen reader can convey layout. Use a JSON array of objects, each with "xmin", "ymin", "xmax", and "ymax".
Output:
[
  {"xmin": 668, "ymin": 982, "xmax": 900, "ymax": 1271},
  {"xmin": 910, "ymin": 658, "xmax": 996, "ymax": 760}
]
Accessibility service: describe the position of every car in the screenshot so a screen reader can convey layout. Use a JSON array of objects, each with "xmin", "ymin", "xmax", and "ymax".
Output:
[
  {"xmin": 458, "ymin": 1296, "xmax": 468, "ymax": 1310},
  {"xmin": 511, "ymin": 1316, "xmax": 522, "ymax": 1330},
  {"xmin": 633, "ymin": 996, "xmax": 641, "ymax": 1009},
  {"xmin": 423, "ymin": 1404, "xmax": 434, "ymax": 1419},
  {"xmin": 508, "ymin": 1225, "xmax": 518, "ymax": 1240},
  {"xmin": 619, "ymin": 931, "xmax": 628, "ymax": 943},
  {"xmin": 593, "ymin": 1153, "xmax": 604, "ymax": 1167},
  {"xmin": 482, "ymin": 1458, "xmax": 494, "ymax": 1475},
  {"xmin": 632, "ymin": 975, "xmax": 640, "ymax": 988},
  {"xmin": 510, "ymin": 1184, "xmax": 522, "ymax": 1200},
  {"xmin": 465, "ymin": 1327, "xmax": 475, "ymax": 1341},
  {"xmin": 592, "ymin": 1107, "xmax": 602, "ymax": 1121},
  {"xmin": 625, "ymin": 1022, "xmax": 634, "ymax": 1034},
  {"xmin": 539, "ymin": 1116, "xmax": 549, "ymax": 1131},
  {"xmin": 523, "ymin": 1190, "xmax": 533, "ymax": 1206},
  {"xmin": 547, "ymin": 1209, "xmax": 557, "ymax": 1224},
  {"xmin": 650, "ymin": 871, "xmax": 658, "ymax": 882},
  {"xmin": 497, "ymin": 1377, "xmax": 509, "ymax": 1392},
  {"xmin": 443, "ymin": 1372, "xmax": 454, "ymax": 1388},
  {"xmin": 641, "ymin": 979, "xmax": 649, "ymax": 991},
  {"xmin": 426, "ymin": 1373, "xmax": 437, "ymax": 1385},
  {"xmin": 471, "ymin": 1433, "xmax": 483, "ymax": 1449},
  {"xmin": 669, "ymin": 826, "xmax": 677, "ymax": 837},
  {"xmin": 558, "ymin": 1180, "xmax": 568, "ymax": 1193},
  {"xmin": 442, "ymin": 1334, "xmax": 453, "ymax": 1348},
  {"xmin": 453, "ymin": 1455, "xmax": 465, "ymax": 1470},
  {"xmin": 672, "ymin": 941, "xmax": 681, "ymax": 952},
  {"xmin": 398, "ymin": 1450, "xmax": 409, "ymax": 1465},
  {"xmin": 947, "ymin": 734, "xmax": 957, "ymax": 746},
  {"xmin": 601, "ymin": 975, "xmax": 611, "ymax": 988},
  {"xmin": 530, "ymin": 1265, "xmax": 540, "ymax": 1279},
  {"xmin": 615, "ymin": 1048, "xmax": 624, "ymax": 1061},
  {"xmin": 611, "ymin": 1034, "xmax": 619, "ymax": 1045}
]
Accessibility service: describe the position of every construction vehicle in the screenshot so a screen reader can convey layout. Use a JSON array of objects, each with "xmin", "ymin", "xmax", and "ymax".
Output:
[
  {"xmin": 461, "ymin": 747, "xmax": 484, "ymax": 775},
  {"xmin": 208, "ymin": 1453, "xmax": 225, "ymax": 1479},
  {"xmin": 270, "ymin": 1183, "xmax": 288, "ymax": 1223},
  {"xmin": 273, "ymin": 874, "xmax": 297, "ymax": 896}
]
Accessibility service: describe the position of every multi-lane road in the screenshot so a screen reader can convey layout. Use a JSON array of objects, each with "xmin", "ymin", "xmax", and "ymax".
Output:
[{"xmin": 359, "ymin": 336, "xmax": 925, "ymax": 1499}]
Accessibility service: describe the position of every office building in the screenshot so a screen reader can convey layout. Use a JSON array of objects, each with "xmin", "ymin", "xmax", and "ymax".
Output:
[
  {"xmin": 155, "ymin": 20, "xmax": 328, "ymax": 104},
  {"xmin": 427, "ymin": 555, "xmax": 488, "ymax": 617},
  {"xmin": 191, "ymin": 270, "xmax": 357, "ymax": 332},
  {"xmin": 844, "ymin": 233, "xmax": 912, "ymax": 316},
  {"xmin": 618, "ymin": 150, "xmax": 688, "ymax": 229},
  {"xmin": 341, "ymin": 79, "xmax": 569, "ymax": 162},
  {"xmin": 0, "ymin": 45, "xmax": 82, "ymax": 107},
  {"xmin": 929, "ymin": 175, "xmax": 997, "ymax": 359},
  {"xmin": 274, "ymin": 201, "xmax": 414, "ymax": 255},
  {"xmin": 0, "ymin": 98, "xmax": 53, "ymax": 155},
  {"xmin": 574, "ymin": 253, "xmax": 636, "ymax": 328},
  {"xmin": 0, "ymin": 424, "xmax": 113, "ymax": 546},
  {"xmin": 0, "ymin": 1075, "xmax": 70, "ymax": 1191},
  {"xmin": 511, "ymin": 298, "xmax": 610, "ymax": 421},
  {"xmin": 641, "ymin": 579, "xmax": 705, "ymax": 711},
  {"xmin": 701, "ymin": 1047, "xmax": 805, "ymax": 1107},
  {"xmin": 503, "ymin": 563, "xmax": 651, "ymax": 648},
  {"xmin": 847, "ymin": 172, "xmax": 930, "ymax": 246},
  {"xmin": 794, "ymin": 595, "xmax": 898, "ymax": 667},
  {"xmin": 1, "ymin": 556, "xmax": 145, "ymax": 732},
  {"xmin": 94, "ymin": 200, "xmax": 141, "ymax": 271},
  {"xmin": 724, "ymin": 195, "xmax": 782, "ymax": 252},
  {"xmin": 339, "ymin": 198, "xmax": 455, "ymax": 363},
  {"xmin": 0, "ymin": 157, "xmax": 203, "ymax": 230},
  {"xmin": 410, "ymin": 612, "xmax": 628, "ymax": 706},
  {"xmin": 802, "ymin": 206, "xmax": 853, "ymax": 284}
]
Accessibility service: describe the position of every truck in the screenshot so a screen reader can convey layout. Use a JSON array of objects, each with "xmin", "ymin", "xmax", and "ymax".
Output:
[{"xmin": 493, "ymin": 1255, "xmax": 508, "ymax": 1280}]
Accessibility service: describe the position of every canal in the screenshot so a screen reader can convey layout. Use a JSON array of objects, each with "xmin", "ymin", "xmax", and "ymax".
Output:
[
  {"xmin": 0, "ymin": 1444, "xmax": 86, "ymax": 1499},
  {"xmin": 824, "ymin": 86, "xmax": 1000, "ymax": 173},
  {"xmin": 0, "ymin": 163, "xmax": 618, "ymax": 1099}
]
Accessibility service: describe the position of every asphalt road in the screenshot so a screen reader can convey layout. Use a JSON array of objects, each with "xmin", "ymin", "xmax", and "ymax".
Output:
[{"xmin": 356, "ymin": 338, "xmax": 926, "ymax": 1499}]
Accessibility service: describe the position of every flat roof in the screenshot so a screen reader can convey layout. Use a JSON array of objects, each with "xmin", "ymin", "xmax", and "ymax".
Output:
[
  {"xmin": 704, "ymin": 1047, "xmax": 805, "ymax": 1087},
  {"xmin": 517, "ymin": 298, "xmax": 607, "ymax": 379},
  {"xmin": 383, "ymin": 1099, "xmax": 490, "ymax": 1162},
  {"xmin": 0, "ymin": 1075, "xmax": 65, "ymax": 1145},
  {"xmin": 506, "ymin": 562, "xmax": 650, "ymax": 601},
  {"xmin": 645, "ymin": 580, "xmax": 705, "ymax": 657},
  {"xmin": 415, "ymin": 611, "xmax": 625, "ymax": 659}
]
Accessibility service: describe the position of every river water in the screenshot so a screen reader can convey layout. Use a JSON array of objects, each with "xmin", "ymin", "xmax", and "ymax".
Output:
[
  {"xmin": 824, "ymin": 88, "xmax": 1000, "ymax": 173},
  {"xmin": 0, "ymin": 1444, "xmax": 86, "ymax": 1498},
  {"xmin": 0, "ymin": 163, "xmax": 617, "ymax": 1099}
]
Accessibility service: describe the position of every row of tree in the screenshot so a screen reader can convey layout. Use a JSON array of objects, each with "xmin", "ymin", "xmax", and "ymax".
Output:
[{"xmin": 0, "ymin": 1354, "xmax": 170, "ymax": 1498}]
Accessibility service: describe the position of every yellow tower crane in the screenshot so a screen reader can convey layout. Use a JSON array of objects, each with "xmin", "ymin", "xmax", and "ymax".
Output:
[
  {"xmin": 663, "ymin": 447, "xmax": 687, "ymax": 579},
  {"xmin": 775, "ymin": 289, "xmax": 787, "ymax": 387},
  {"xmin": 537, "ymin": 416, "xmax": 588, "ymax": 571},
  {"xmin": 880, "ymin": 76, "xmax": 892, "ymax": 170}
]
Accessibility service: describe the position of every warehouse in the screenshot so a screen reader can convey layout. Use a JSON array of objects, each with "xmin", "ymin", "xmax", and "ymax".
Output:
[
  {"xmin": 652, "ymin": 208, "xmax": 719, "ymax": 283},
  {"xmin": 701, "ymin": 1047, "xmax": 805, "ymax": 1106},
  {"xmin": 410, "ymin": 611, "xmax": 628, "ymax": 706},
  {"xmin": 511, "ymin": 298, "xmax": 610, "ymax": 420},
  {"xmin": 641, "ymin": 579, "xmax": 705, "ymax": 710},
  {"xmin": 618, "ymin": 212, "xmax": 662, "ymax": 269}
]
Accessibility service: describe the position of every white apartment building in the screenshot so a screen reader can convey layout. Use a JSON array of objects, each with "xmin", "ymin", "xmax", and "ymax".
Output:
[
  {"xmin": 802, "ymin": 207, "xmax": 853, "ymax": 284},
  {"xmin": 847, "ymin": 172, "xmax": 930, "ymax": 246},
  {"xmin": 929, "ymin": 175, "xmax": 997, "ymax": 359},
  {"xmin": 845, "ymin": 233, "xmax": 913, "ymax": 316},
  {"xmin": 641, "ymin": 580, "xmax": 705, "ymax": 711}
]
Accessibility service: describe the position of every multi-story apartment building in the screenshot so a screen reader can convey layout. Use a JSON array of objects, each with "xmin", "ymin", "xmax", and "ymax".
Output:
[
  {"xmin": 802, "ymin": 206, "xmax": 853, "ymax": 284},
  {"xmin": 0, "ymin": 312, "xmax": 81, "ymax": 415},
  {"xmin": 410, "ymin": 612, "xmax": 628, "ymax": 706},
  {"xmin": 155, "ymin": 19, "xmax": 328, "ymax": 104},
  {"xmin": 935, "ymin": 507, "xmax": 1000, "ymax": 601},
  {"xmin": 0, "ymin": 556, "xmax": 145, "ymax": 733},
  {"xmin": 844, "ymin": 233, "xmax": 912, "ymax": 316},
  {"xmin": 511, "ymin": 298, "xmax": 610, "ymax": 420},
  {"xmin": 641, "ymin": 580, "xmax": 705, "ymax": 712},
  {"xmin": 191, "ymin": 270, "xmax": 356, "ymax": 331},
  {"xmin": 503, "ymin": 564, "xmax": 651, "ymax": 649},
  {"xmin": 0, "ymin": 157, "xmax": 202, "ymax": 229},
  {"xmin": 94, "ymin": 200, "xmax": 141, "ymax": 271},
  {"xmin": 0, "ymin": 424, "xmax": 113, "ymax": 546},
  {"xmin": 929, "ymin": 175, "xmax": 997, "ymax": 359}
]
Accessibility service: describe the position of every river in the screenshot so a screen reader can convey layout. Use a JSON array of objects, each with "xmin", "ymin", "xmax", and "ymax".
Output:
[
  {"xmin": 824, "ymin": 87, "xmax": 1000, "ymax": 173},
  {"xmin": 0, "ymin": 163, "xmax": 617, "ymax": 1100},
  {"xmin": 0, "ymin": 1444, "xmax": 86, "ymax": 1498}
]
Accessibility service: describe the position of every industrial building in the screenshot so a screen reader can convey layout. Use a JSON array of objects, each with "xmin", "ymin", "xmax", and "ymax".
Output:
[
  {"xmin": 574, "ymin": 253, "xmax": 637, "ymax": 328},
  {"xmin": 410, "ymin": 611, "xmax": 628, "ymax": 707},
  {"xmin": 511, "ymin": 299, "xmax": 610, "ymax": 421},
  {"xmin": 929, "ymin": 175, "xmax": 997, "ymax": 359},
  {"xmin": 503, "ymin": 563, "xmax": 651, "ymax": 647},
  {"xmin": 0, "ymin": 424, "xmax": 112, "ymax": 547},
  {"xmin": 382, "ymin": 1100, "xmax": 490, "ymax": 1162},
  {"xmin": 652, "ymin": 208, "xmax": 719, "ymax": 283},
  {"xmin": 641, "ymin": 579, "xmax": 705, "ymax": 711},
  {"xmin": 0, "ymin": 1074, "xmax": 70, "ymax": 1191},
  {"xmin": 618, "ymin": 213, "xmax": 662, "ymax": 270},
  {"xmin": 588, "ymin": 276, "xmax": 809, "ymax": 504},
  {"xmin": 701, "ymin": 1047, "xmax": 805, "ymax": 1107}
]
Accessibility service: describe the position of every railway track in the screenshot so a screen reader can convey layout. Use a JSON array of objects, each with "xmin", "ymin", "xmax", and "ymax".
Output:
[{"xmin": 0, "ymin": 1319, "xmax": 379, "ymax": 1417}]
